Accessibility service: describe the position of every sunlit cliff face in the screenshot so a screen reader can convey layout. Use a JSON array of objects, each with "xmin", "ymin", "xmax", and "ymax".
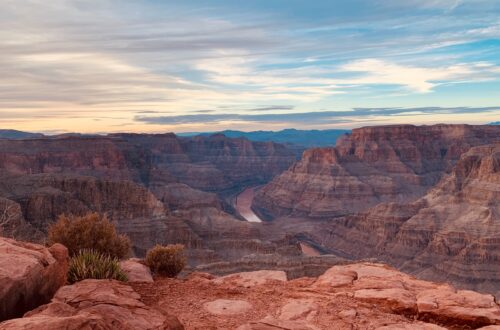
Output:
[{"xmin": 1, "ymin": 0, "xmax": 499, "ymax": 134}]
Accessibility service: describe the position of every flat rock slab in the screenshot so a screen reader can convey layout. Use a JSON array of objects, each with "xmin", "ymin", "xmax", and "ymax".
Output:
[
  {"xmin": 237, "ymin": 317, "xmax": 319, "ymax": 330},
  {"xmin": 213, "ymin": 270, "xmax": 287, "ymax": 288},
  {"xmin": 279, "ymin": 299, "xmax": 318, "ymax": 321},
  {"xmin": 203, "ymin": 299, "xmax": 252, "ymax": 315}
]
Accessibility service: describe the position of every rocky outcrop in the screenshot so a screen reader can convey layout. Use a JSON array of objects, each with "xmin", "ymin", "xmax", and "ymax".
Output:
[
  {"xmin": 0, "ymin": 133, "xmax": 297, "ymax": 193},
  {"xmin": 317, "ymin": 143, "xmax": 500, "ymax": 296},
  {"xmin": 3, "ymin": 260, "xmax": 500, "ymax": 329},
  {"xmin": 0, "ymin": 133, "xmax": 300, "ymax": 263},
  {"xmin": 253, "ymin": 124, "xmax": 500, "ymax": 219},
  {"xmin": 0, "ymin": 238, "xmax": 68, "ymax": 321},
  {"xmin": 131, "ymin": 263, "xmax": 500, "ymax": 329},
  {"xmin": 0, "ymin": 174, "xmax": 183, "ymax": 252},
  {"xmin": 193, "ymin": 254, "xmax": 349, "ymax": 279},
  {"xmin": 0, "ymin": 280, "xmax": 184, "ymax": 330}
]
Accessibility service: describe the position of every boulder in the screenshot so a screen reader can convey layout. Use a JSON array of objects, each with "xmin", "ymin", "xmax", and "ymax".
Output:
[
  {"xmin": 0, "ymin": 237, "xmax": 68, "ymax": 321},
  {"xmin": 0, "ymin": 279, "xmax": 183, "ymax": 330},
  {"xmin": 120, "ymin": 258, "xmax": 154, "ymax": 283}
]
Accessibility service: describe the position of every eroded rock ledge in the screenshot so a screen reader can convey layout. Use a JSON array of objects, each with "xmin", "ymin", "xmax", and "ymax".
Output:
[{"xmin": 2, "ymin": 261, "xmax": 500, "ymax": 329}]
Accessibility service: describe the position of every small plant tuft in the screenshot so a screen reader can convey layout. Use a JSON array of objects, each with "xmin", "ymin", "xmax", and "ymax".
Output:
[
  {"xmin": 145, "ymin": 244, "xmax": 186, "ymax": 277},
  {"xmin": 47, "ymin": 212, "xmax": 130, "ymax": 259},
  {"xmin": 68, "ymin": 249, "xmax": 128, "ymax": 284}
]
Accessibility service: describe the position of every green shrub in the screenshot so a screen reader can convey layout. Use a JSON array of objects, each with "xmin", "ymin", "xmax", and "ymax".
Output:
[
  {"xmin": 68, "ymin": 249, "xmax": 128, "ymax": 284},
  {"xmin": 145, "ymin": 244, "xmax": 186, "ymax": 277},
  {"xmin": 47, "ymin": 212, "xmax": 130, "ymax": 258}
]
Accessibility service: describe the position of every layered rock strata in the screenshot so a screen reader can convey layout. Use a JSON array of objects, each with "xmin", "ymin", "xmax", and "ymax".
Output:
[
  {"xmin": 254, "ymin": 124, "xmax": 500, "ymax": 218},
  {"xmin": 0, "ymin": 133, "xmax": 297, "ymax": 193},
  {"xmin": 314, "ymin": 143, "xmax": 500, "ymax": 296}
]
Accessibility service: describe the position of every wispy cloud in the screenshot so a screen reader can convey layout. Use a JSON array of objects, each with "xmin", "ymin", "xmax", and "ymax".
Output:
[
  {"xmin": 135, "ymin": 106, "xmax": 500, "ymax": 125},
  {"xmin": 0, "ymin": 0, "xmax": 499, "ymax": 132}
]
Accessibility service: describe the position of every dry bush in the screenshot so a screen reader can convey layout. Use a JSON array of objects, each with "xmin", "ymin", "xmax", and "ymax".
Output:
[
  {"xmin": 68, "ymin": 249, "xmax": 127, "ymax": 284},
  {"xmin": 48, "ymin": 212, "xmax": 130, "ymax": 259},
  {"xmin": 145, "ymin": 244, "xmax": 186, "ymax": 277}
]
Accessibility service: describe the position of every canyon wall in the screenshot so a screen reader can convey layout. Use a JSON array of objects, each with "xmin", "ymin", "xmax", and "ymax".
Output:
[
  {"xmin": 0, "ymin": 133, "xmax": 298, "ymax": 263},
  {"xmin": 253, "ymin": 124, "xmax": 500, "ymax": 219},
  {"xmin": 0, "ymin": 133, "xmax": 297, "ymax": 193},
  {"xmin": 317, "ymin": 143, "xmax": 500, "ymax": 296}
]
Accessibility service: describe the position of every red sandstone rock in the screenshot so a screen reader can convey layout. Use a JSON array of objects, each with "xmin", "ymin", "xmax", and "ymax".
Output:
[
  {"xmin": 0, "ymin": 280, "xmax": 183, "ymax": 330},
  {"xmin": 0, "ymin": 238, "xmax": 68, "ymax": 321},
  {"xmin": 133, "ymin": 262, "xmax": 500, "ymax": 329},
  {"xmin": 120, "ymin": 258, "xmax": 154, "ymax": 283},
  {"xmin": 213, "ymin": 270, "xmax": 287, "ymax": 287}
]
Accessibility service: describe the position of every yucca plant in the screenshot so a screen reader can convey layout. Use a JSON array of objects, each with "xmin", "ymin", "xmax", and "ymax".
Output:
[{"xmin": 68, "ymin": 249, "xmax": 128, "ymax": 284}]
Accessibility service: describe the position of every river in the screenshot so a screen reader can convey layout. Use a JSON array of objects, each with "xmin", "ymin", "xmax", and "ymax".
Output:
[
  {"xmin": 234, "ymin": 186, "xmax": 262, "ymax": 222},
  {"xmin": 234, "ymin": 187, "xmax": 322, "ymax": 256}
]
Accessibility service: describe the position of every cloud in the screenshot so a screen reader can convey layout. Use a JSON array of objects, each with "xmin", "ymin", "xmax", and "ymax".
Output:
[
  {"xmin": 247, "ymin": 105, "xmax": 295, "ymax": 111},
  {"xmin": 135, "ymin": 106, "xmax": 500, "ymax": 125},
  {"xmin": 0, "ymin": 0, "xmax": 499, "ymax": 133},
  {"xmin": 339, "ymin": 59, "xmax": 498, "ymax": 93}
]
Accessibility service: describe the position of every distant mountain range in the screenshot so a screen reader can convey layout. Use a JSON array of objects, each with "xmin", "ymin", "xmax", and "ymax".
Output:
[
  {"xmin": 490, "ymin": 121, "xmax": 500, "ymax": 125},
  {"xmin": 178, "ymin": 129, "xmax": 350, "ymax": 148},
  {"xmin": 0, "ymin": 129, "xmax": 44, "ymax": 139},
  {"xmin": 0, "ymin": 128, "xmax": 350, "ymax": 148}
]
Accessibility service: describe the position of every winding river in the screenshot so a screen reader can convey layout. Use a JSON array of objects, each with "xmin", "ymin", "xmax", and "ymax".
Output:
[
  {"xmin": 234, "ymin": 186, "xmax": 262, "ymax": 223},
  {"xmin": 234, "ymin": 186, "xmax": 322, "ymax": 256}
]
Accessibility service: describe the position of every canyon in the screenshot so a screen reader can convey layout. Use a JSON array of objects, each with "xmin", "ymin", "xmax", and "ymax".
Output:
[
  {"xmin": 0, "ymin": 133, "xmax": 302, "ymax": 265},
  {"xmin": 1, "ymin": 124, "xmax": 500, "ymax": 329},
  {"xmin": 252, "ymin": 124, "xmax": 500, "ymax": 298}
]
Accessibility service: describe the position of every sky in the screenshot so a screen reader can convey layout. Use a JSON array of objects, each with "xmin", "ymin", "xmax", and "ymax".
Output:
[{"xmin": 0, "ymin": 0, "xmax": 499, "ymax": 134}]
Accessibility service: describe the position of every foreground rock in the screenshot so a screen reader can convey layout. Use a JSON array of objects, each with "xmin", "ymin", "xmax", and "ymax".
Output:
[
  {"xmin": 120, "ymin": 258, "xmax": 154, "ymax": 283},
  {"xmin": 0, "ymin": 280, "xmax": 183, "ymax": 330},
  {"xmin": 0, "ymin": 238, "xmax": 68, "ymax": 321},
  {"xmin": 130, "ymin": 263, "xmax": 500, "ymax": 329}
]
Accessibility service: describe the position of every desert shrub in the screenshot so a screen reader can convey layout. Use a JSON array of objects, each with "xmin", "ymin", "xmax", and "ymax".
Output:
[
  {"xmin": 145, "ymin": 244, "xmax": 186, "ymax": 277},
  {"xmin": 47, "ymin": 212, "xmax": 130, "ymax": 259},
  {"xmin": 68, "ymin": 249, "xmax": 128, "ymax": 284}
]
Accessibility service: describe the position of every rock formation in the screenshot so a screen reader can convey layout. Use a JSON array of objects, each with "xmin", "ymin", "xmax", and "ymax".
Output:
[
  {"xmin": 3, "ymin": 240, "xmax": 500, "ymax": 330},
  {"xmin": 0, "ymin": 238, "xmax": 68, "ymax": 321},
  {"xmin": 253, "ymin": 124, "xmax": 500, "ymax": 219},
  {"xmin": 0, "ymin": 133, "xmax": 297, "ymax": 193},
  {"xmin": 316, "ymin": 143, "xmax": 500, "ymax": 297},
  {"xmin": 132, "ymin": 263, "xmax": 500, "ymax": 329},
  {"xmin": 0, "ymin": 133, "xmax": 302, "ymax": 264},
  {"xmin": 0, "ymin": 280, "xmax": 183, "ymax": 330}
]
